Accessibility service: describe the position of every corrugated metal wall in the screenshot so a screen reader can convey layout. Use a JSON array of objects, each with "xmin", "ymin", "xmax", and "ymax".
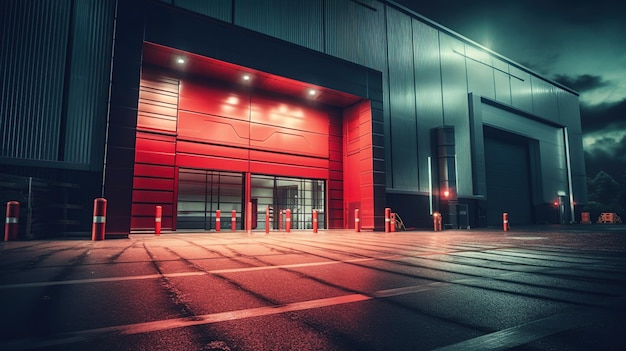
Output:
[
  {"xmin": 0, "ymin": 0, "xmax": 114, "ymax": 167},
  {"xmin": 63, "ymin": 0, "xmax": 116, "ymax": 165},
  {"xmin": 386, "ymin": 7, "xmax": 417, "ymax": 190},
  {"xmin": 235, "ymin": 0, "xmax": 324, "ymax": 52},
  {"xmin": 0, "ymin": 0, "xmax": 71, "ymax": 161}
]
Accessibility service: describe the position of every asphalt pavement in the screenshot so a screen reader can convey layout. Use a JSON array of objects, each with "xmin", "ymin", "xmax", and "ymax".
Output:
[{"xmin": 1, "ymin": 225, "xmax": 625, "ymax": 350}]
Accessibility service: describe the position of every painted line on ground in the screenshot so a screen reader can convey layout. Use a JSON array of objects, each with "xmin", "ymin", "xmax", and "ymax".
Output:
[
  {"xmin": 0, "ymin": 281, "xmax": 447, "ymax": 350},
  {"xmin": 0, "ymin": 255, "xmax": 400, "ymax": 290},
  {"xmin": 432, "ymin": 310, "xmax": 595, "ymax": 351}
]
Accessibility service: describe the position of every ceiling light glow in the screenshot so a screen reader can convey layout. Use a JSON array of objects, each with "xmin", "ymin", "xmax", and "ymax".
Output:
[{"xmin": 177, "ymin": 57, "xmax": 185, "ymax": 64}]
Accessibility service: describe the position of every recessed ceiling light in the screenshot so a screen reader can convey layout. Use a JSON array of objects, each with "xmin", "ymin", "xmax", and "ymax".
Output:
[
  {"xmin": 308, "ymin": 89, "xmax": 317, "ymax": 95},
  {"xmin": 242, "ymin": 74, "xmax": 250, "ymax": 81},
  {"xmin": 176, "ymin": 57, "xmax": 185, "ymax": 64}
]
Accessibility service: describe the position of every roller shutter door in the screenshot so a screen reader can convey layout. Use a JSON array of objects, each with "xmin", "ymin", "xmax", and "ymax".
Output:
[{"xmin": 484, "ymin": 128, "xmax": 533, "ymax": 226}]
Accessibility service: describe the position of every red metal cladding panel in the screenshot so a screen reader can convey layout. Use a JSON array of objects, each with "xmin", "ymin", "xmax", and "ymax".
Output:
[
  {"xmin": 141, "ymin": 68, "xmax": 179, "ymax": 94},
  {"xmin": 133, "ymin": 177, "xmax": 174, "ymax": 191},
  {"xmin": 132, "ymin": 190, "xmax": 174, "ymax": 204},
  {"xmin": 343, "ymin": 100, "xmax": 374, "ymax": 229},
  {"xmin": 140, "ymin": 90, "xmax": 178, "ymax": 106},
  {"xmin": 178, "ymin": 110, "xmax": 250, "ymax": 148},
  {"xmin": 137, "ymin": 113, "xmax": 177, "ymax": 134},
  {"xmin": 176, "ymin": 153, "xmax": 249, "ymax": 173},
  {"xmin": 134, "ymin": 164, "xmax": 176, "ymax": 179},
  {"xmin": 250, "ymin": 94, "xmax": 330, "ymax": 135},
  {"xmin": 176, "ymin": 140, "xmax": 249, "ymax": 161},
  {"xmin": 249, "ymin": 149, "xmax": 328, "ymax": 169},
  {"xmin": 249, "ymin": 123, "xmax": 328, "ymax": 158},
  {"xmin": 132, "ymin": 203, "xmax": 173, "ymax": 217},
  {"xmin": 138, "ymin": 100, "xmax": 178, "ymax": 118},
  {"xmin": 329, "ymin": 159, "xmax": 343, "ymax": 172},
  {"xmin": 135, "ymin": 150, "xmax": 176, "ymax": 166},
  {"xmin": 179, "ymin": 80, "xmax": 250, "ymax": 121},
  {"xmin": 135, "ymin": 135, "xmax": 176, "ymax": 154}
]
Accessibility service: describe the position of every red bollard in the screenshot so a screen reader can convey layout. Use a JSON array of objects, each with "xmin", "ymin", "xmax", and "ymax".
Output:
[
  {"xmin": 4, "ymin": 201, "xmax": 19, "ymax": 241},
  {"xmin": 433, "ymin": 211, "xmax": 441, "ymax": 232},
  {"xmin": 92, "ymin": 198, "xmax": 107, "ymax": 241},
  {"xmin": 390, "ymin": 212, "xmax": 396, "ymax": 232},
  {"xmin": 265, "ymin": 206, "xmax": 270, "ymax": 234},
  {"xmin": 216, "ymin": 209, "xmax": 221, "ymax": 232},
  {"xmin": 155, "ymin": 205, "xmax": 162, "ymax": 236},
  {"xmin": 385, "ymin": 207, "xmax": 391, "ymax": 233},
  {"xmin": 503, "ymin": 212, "xmax": 509, "ymax": 232},
  {"xmin": 355, "ymin": 209, "xmax": 360, "ymax": 232},
  {"xmin": 278, "ymin": 209, "xmax": 283, "ymax": 231},
  {"xmin": 312, "ymin": 209, "xmax": 318, "ymax": 233},
  {"xmin": 286, "ymin": 209, "xmax": 292, "ymax": 233},
  {"xmin": 231, "ymin": 210, "xmax": 236, "ymax": 232}
]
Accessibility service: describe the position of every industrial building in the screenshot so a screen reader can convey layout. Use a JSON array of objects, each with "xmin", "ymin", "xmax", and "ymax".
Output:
[{"xmin": 0, "ymin": 0, "xmax": 587, "ymax": 238}]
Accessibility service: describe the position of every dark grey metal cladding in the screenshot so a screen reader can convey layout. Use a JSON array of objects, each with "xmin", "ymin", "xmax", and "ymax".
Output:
[
  {"xmin": 169, "ymin": 0, "xmax": 232, "ymax": 22},
  {"xmin": 413, "ymin": 20, "xmax": 443, "ymax": 192},
  {"xmin": 386, "ymin": 7, "xmax": 418, "ymax": 190},
  {"xmin": 0, "ymin": 0, "xmax": 71, "ymax": 161},
  {"xmin": 235, "ymin": 0, "xmax": 324, "ymax": 52},
  {"xmin": 439, "ymin": 33, "xmax": 472, "ymax": 196},
  {"xmin": 0, "ymin": 0, "xmax": 115, "ymax": 168},
  {"xmin": 63, "ymin": 0, "xmax": 116, "ymax": 166}
]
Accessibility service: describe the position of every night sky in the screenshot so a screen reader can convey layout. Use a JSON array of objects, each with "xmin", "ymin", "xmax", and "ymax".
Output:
[{"xmin": 394, "ymin": 0, "xmax": 626, "ymax": 182}]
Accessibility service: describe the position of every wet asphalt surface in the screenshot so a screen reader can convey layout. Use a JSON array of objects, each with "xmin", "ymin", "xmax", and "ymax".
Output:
[{"xmin": 1, "ymin": 225, "xmax": 625, "ymax": 350}]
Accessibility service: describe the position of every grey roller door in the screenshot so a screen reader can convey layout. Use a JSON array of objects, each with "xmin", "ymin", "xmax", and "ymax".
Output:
[{"xmin": 484, "ymin": 127, "xmax": 533, "ymax": 226}]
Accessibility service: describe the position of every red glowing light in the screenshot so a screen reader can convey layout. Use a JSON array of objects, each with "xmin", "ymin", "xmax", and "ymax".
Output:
[{"xmin": 443, "ymin": 190, "xmax": 449, "ymax": 198}]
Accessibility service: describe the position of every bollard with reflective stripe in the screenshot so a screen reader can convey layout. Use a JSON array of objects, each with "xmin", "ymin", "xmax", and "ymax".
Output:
[
  {"xmin": 355, "ymin": 209, "xmax": 360, "ymax": 233},
  {"xmin": 92, "ymin": 198, "xmax": 107, "ymax": 241},
  {"xmin": 433, "ymin": 211, "xmax": 442, "ymax": 232},
  {"xmin": 390, "ymin": 212, "xmax": 396, "ymax": 232},
  {"xmin": 384, "ymin": 207, "xmax": 391, "ymax": 233},
  {"xmin": 278, "ymin": 209, "xmax": 283, "ymax": 231},
  {"xmin": 155, "ymin": 205, "xmax": 162, "ymax": 236},
  {"xmin": 286, "ymin": 209, "xmax": 292, "ymax": 233},
  {"xmin": 4, "ymin": 201, "xmax": 19, "ymax": 241},
  {"xmin": 216, "ymin": 209, "xmax": 221, "ymax": 232},
  {"xmin": 231, "ymin": 210, "xmax": 237, "ymax": 232},
  {"xmin": 503, "ymin": 212, "xmax": 509, "ymax": 232},
  {"xmin": 312, "ymin": 209, "xmax": 318, "ymax": 233}
]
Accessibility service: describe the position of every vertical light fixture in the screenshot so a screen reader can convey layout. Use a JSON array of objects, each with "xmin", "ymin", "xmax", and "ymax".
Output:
[{"xmin": 428, "ymin": 156, "xmax": 433, "ymax": 215}]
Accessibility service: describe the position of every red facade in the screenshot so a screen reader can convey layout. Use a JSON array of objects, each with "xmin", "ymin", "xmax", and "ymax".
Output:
[{"xmin": 132, "ymin": 48, "xmax": 374, "ymax": 231}]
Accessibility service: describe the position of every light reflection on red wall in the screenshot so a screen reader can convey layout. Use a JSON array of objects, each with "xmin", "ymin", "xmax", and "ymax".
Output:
[{"xmin": 131, "ymin": 67, "xmax": 349, "ymax": 230}]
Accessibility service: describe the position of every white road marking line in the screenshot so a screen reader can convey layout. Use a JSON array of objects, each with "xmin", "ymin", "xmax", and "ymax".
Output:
[
  {"xmin": 432, "ymin": 310, "xmax": 596, "ymax": 351},
  {"xmin": 0, "ymin": 255, "xmax": 400, "ymax": 289},
  {"xmin": 0, "ymin": 282, "xmax": 445, "ymax": 349}
]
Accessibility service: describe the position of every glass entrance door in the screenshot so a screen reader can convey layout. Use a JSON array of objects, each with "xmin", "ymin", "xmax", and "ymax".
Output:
[
  {"xmin": 176, "ymin": 169, "xmax": 324, "ymax": 231},
  {"xmin": 177, "ymin": 169, "xmax": 243, "ymax": 230},
  {"xmin": 251, "ymin": 175, "xmax": 325, "ymax": 231}
]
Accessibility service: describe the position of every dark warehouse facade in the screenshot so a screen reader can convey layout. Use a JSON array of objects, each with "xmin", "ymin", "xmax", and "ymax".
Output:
[{"xmin": 0, "ymin": 0, "xmax": 587, "ymax": 238}]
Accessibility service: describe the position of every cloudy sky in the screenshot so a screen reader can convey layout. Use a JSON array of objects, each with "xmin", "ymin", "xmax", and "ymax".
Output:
[{"xmin": 395, "ymin": 0, "xmax": 626, "ymax": 181}]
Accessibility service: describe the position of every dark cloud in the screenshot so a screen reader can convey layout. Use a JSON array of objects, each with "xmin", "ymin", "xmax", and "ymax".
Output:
[
  {"xmin": 552, "ymin": 74, "xmax": 607, "ymax": 93},
  {"xmin": 585, "ymin": 135, "xmax": 626, "ymax": 180},
  {"xmin": 580, "ymin": 99, "xmax": 626, "ymax": 134}
]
